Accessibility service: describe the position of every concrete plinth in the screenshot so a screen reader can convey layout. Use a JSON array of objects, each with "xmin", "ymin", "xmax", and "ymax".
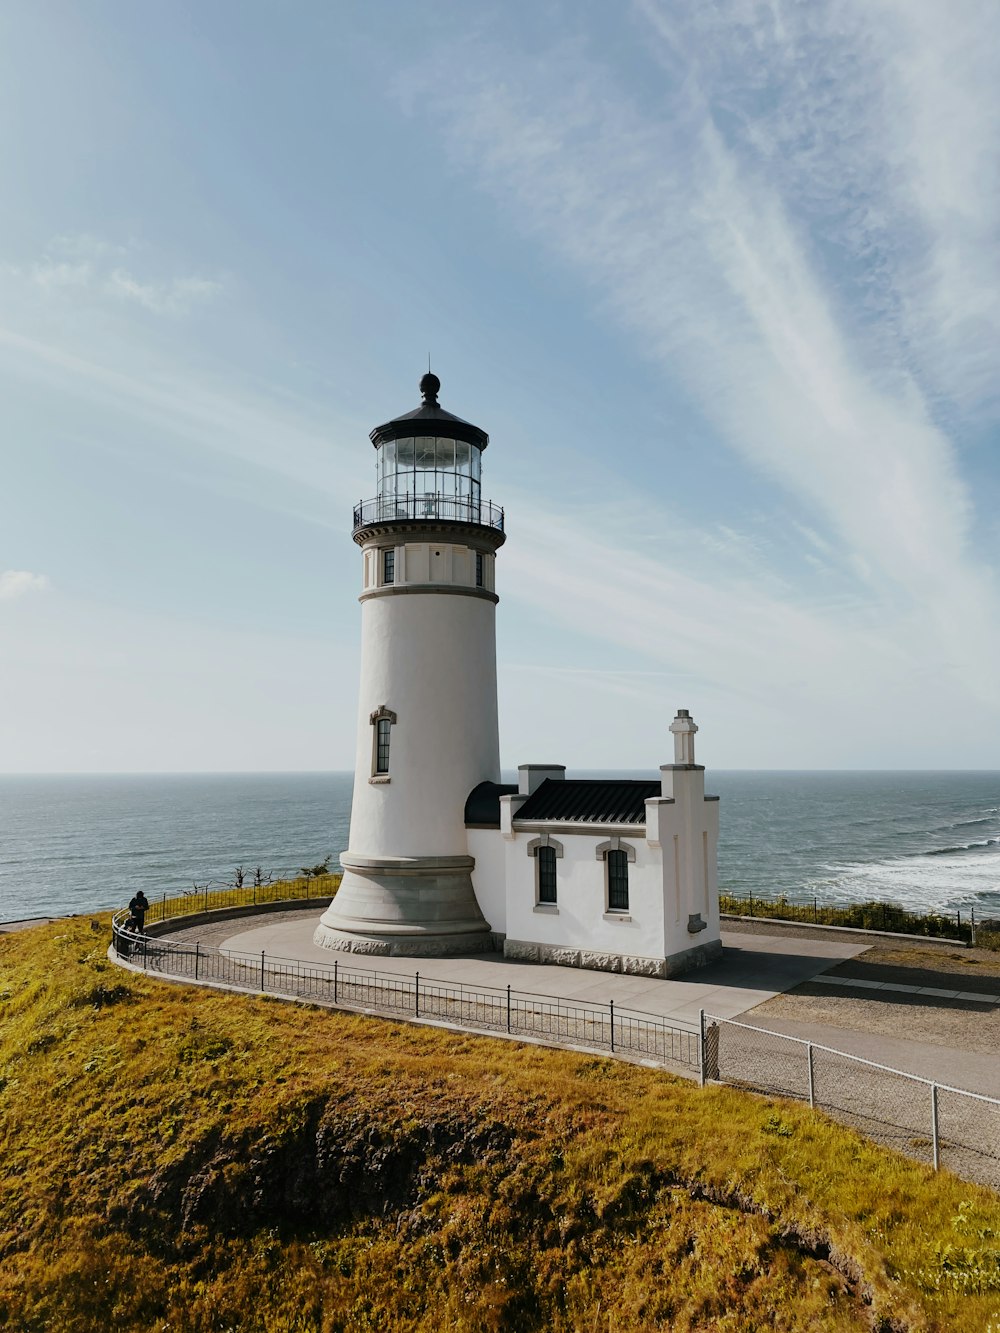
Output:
[{"xmin": 314, "ymin": 853, "xmax": 494, "ymax": 957}]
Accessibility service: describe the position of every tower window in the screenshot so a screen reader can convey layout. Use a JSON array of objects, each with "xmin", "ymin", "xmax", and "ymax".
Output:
[
  {"xmin": 382, "ymin": 549, "xmax": 395, "ymax": 584},
  {"xmin": 475, "ymin": 552, "xmax": 483, "ymax": 587},
  {"xmin": 537, "ymin": 845, "xmax": 557, "ymax": 903},
  {"xmin": 375, "ymin": 718, "xmax": 391, "ymax": 774},
  {"xmin": 606, "ymin": 849, "xmax": 629, "ymax": 912},
  {"xmin": 369, "ymin": 706, "xmax": 397, "ymax": 779}
]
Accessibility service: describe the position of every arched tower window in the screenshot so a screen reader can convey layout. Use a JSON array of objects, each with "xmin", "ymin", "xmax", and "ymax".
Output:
[{"xmin": 369, "ymin": 706, "xmax": 397, "ymax": 780}]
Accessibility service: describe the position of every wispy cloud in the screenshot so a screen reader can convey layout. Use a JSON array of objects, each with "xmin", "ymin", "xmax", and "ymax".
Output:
[
  {"xmin": 406, "ymin": 3, "xmax": 1000, "ymax": 714},
  {"xmin": 0, "ymin": 570, "xmax": 51, "ymax": 601},
  {"xmin": 12, "ymin": 234, "xmax": 223, "ymax": 316}
]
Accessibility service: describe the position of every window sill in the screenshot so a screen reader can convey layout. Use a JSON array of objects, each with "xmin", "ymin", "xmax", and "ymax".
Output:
[
  {"xmin": 533, "ymin": 903, "xmax": 559, "ymax": 914},
  {"xmin": 369, "ymin": 776, "xmax": 391, "ymax": 785},
  {"xmin": 603, "ymin": 911, "xmax": 631, "ymax": 922}
]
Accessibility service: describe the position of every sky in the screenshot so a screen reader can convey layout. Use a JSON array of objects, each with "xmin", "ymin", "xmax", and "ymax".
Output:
[{"xmin": 1, "ymin": 0, "xmax": 999, "ymax": 772}]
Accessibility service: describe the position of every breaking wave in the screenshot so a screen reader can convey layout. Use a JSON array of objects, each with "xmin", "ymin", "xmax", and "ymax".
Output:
[{"xmin": 923, "ymin": 838, "xmax": 1000, "ymax": 856}]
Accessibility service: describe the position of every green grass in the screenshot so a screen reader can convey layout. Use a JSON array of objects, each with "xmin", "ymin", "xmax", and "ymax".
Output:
[
  {"xmin": 2, "ymin": 916, "xmax": 999, "ymax": 1331},
  {"xmin": 720, "ymin": 893, "xmax": 975, "ymax": 943},
  {"xmin": 146, "ymin": 872, "xmax": 343, "ymax": 925}
]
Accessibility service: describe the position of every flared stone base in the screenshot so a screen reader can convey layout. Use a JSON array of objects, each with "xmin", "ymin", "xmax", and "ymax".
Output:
[
  {"xmin": 503, "ymin": 936, "xmax": 723, "ymax": 978},
  {"xmin": 314, "ymin": 853, "xmax": 494, "ymax": 957}
]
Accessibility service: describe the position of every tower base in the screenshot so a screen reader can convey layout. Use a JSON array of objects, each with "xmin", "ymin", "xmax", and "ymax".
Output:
[{"xmin": 313, "ymin": 854, "xmax": 494, "ymax": 957}]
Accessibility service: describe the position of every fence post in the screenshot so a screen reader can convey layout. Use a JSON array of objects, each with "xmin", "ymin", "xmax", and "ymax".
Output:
[
  {"xmin": 748, "ymin": 891, "xmax": 753, "ymax": 918},
  {"xmin": 261, "ymin": 951, "xmax": 266, "ymax": 992},
  {"xmin": 609, "ymin": 999, "xmax": 615, "ymax": 1053},
  {"xmin": 506, "ymin": 984, "xmax": 511, "ymax": 1033},
  {"xmin": 415, "ymin": 972, "xmax": 420, "ymax": 1018},
  {"xmin": 699, "ymin": 1009, "xmax": 706, "ymax": 1087},
  {"xmin": 971, "ymin": 907, "xmax": 977, "ymax": 947},
  {"xmin": 931, "ymin": 1083, "xmax": 940, "ymax": 1171},
  {"xmin": 194, "ymin": 943, "xmax": 200, "ymax": 981},
  {"xmin": 807, "ymin": 1043, "xmax": 815, "ymax": 1107},
  {"xmin": 334, "ymin": 959, "xmax": 338, "ymax": 1003},
  {"xmin": 813, "ymin": 896, "xmax": 818, "ymax": 923}
]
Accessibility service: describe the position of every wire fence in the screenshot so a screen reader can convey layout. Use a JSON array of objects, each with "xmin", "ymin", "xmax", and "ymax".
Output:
[
  {"xmin": 703, "ymin": 1013, "xmax": 1000, "ymax": 1190},
  {"xmin": 719, "ymin": 892, "xmax": 975, "ymax": 942},
  {"xmin": 111, "ymin": 913, "xmax": 700, "ymax": 1074}
]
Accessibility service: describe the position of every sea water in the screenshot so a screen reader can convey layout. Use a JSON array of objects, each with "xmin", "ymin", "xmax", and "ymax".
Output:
[{"xmin": 1, "ymin": 770, "xmax": 999, "ymax": 923}]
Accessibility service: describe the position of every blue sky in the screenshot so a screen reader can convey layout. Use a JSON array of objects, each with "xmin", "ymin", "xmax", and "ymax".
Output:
[{"xmin": 2, "ymin": 0, "xmax": 998, "ymax": 772}]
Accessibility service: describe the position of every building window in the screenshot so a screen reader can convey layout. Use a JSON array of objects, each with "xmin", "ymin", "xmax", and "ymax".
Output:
[
  {"xmin": 537, "ymin": 845, "xmax": 557, "ymax": 904},
  {"xmin": 475, "ymin": 551, "xmax": 483, "ymax": 587},
  {"xmin": 606, "ymin": 849, "xmax": 629, "ymax": 911},
  {"xmin": 369, "ymin": 706, "xmax": 397, "ymax": 779},
  {"xmin": 382, "ymin": 548, "xmax": 395, "ymax": 584}
]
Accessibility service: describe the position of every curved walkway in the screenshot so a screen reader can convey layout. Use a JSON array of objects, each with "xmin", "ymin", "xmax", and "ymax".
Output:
[
  {"xmin": 160, "ymin": 908, "xmax": 867, "ymax": 1031},
  {"xmin": 147, "ymin": 908, "xmax": 1000, "ymax": 1102}
]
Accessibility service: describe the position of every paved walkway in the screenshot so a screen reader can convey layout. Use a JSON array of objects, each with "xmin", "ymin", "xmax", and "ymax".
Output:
[{"xmin": 162, "ymin": 910, "xmax": 867, "ymax": 1029}]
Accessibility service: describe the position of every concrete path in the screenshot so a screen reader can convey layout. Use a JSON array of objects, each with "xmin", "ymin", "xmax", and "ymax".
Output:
[
  {"xmin": 728, "ymin": 1011, "xmax": 1000, "ymax": 1100},
  {"xmin": 204, "ymin": 912, "xmax": 866, "ymax": 1030}
]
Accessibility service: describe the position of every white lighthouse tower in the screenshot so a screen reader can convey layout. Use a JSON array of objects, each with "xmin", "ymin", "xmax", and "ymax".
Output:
[{"xmin": 315, "ymin": 373, "xmax": 505, "ymax": 955}]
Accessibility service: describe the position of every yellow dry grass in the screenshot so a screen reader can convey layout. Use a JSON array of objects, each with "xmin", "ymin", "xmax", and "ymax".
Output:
[{"xmin": 1, "ymin": 916, "xmax": 998, "ymax": 1332}]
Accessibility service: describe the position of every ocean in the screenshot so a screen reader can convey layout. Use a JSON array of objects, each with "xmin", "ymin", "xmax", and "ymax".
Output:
[{"xmin": 1, "ymin": 771, "xmax": 999, "ymax": 923}]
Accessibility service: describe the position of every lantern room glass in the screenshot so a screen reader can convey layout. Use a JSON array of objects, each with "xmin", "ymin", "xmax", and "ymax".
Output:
[{"xmin": 376, "ymin": 435, "xmax": 482, "ymax": 520}]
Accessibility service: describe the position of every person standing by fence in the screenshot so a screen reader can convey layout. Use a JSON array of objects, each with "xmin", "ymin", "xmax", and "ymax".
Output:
[{"xmin": 128, "ymin": 890, "xmax": 149, "ymax": 932}]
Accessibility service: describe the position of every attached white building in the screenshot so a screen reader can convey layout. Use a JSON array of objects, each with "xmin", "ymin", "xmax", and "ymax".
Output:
[{"xmin": 315, "ymin": 375, "xmax": 722, "ymax": 978}]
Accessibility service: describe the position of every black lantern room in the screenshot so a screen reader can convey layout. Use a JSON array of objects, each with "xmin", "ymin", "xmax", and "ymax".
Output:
[{"xmin": 353, "ymin": 374, "xmax": 503, "ymax": 534}]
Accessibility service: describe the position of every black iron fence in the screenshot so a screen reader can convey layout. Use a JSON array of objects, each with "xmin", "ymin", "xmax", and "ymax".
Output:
[
  {"xmin": 110, "ymin": 915, "xmax": 699, "ymax": 1073},
  {"xmin": 352, "ymin": 494, "xmax": 505, "ymax": 533}
]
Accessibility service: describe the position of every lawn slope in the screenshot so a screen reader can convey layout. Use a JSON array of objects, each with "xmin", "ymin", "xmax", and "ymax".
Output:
[{"xmin": 1, "ymin": 916, "xmax": 998, "ymax": 1332}]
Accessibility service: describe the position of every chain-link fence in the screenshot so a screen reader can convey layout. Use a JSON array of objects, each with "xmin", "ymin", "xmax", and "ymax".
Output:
[
  {"xmin": 703, "ymin": 1013, "xmax": 1000, "ymax": 1190},
  {"xmin": 111, "ymin": 914, "xmax": 699, "ymax": 1074}
]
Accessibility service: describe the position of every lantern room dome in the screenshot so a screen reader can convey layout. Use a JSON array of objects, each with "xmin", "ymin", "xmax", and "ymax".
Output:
[{"xmin": 369, "ymin": 374, "xmax": 489, "ymax": 450}]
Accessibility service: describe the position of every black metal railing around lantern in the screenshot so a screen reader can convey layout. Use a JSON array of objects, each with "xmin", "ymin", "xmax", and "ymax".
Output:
[{"xmin": 352, "ymin": 494, "xmax": 505, "ymax": 534}]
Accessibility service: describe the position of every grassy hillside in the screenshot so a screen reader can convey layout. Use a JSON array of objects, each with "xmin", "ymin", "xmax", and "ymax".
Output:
[{"xmin": 1, "ymin": 917, "xmax": 999, "ymax": 1332}]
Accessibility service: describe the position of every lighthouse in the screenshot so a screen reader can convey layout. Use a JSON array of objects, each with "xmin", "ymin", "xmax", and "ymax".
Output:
[{"xmin": 315, "ymin": 373, "xmax": 505, "ymax": 955}]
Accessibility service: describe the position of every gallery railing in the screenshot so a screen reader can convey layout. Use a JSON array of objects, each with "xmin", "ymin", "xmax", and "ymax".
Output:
[{"xmin": 352, "ymin": 494, "xmax": 505, "ymax": 533}]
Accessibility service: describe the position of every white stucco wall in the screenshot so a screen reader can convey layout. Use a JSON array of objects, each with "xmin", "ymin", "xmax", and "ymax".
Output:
[
  {"xmin": 345, "ymin": 590, "xmax": 501, "ymax": 859},
  {"xmin": 503, "ymin": 827, "xmax": 666, "ymax": 962},
  {"xmin": 361, "ymin": 540, "xmax": 495, "ymax": 594},
  {"xmin": 467, "ymin": 827, "xmax": 507, "ymax": 933},
  {"xmin": 647, "ymin": 768, "xmax": 721, "ymax": 958}
]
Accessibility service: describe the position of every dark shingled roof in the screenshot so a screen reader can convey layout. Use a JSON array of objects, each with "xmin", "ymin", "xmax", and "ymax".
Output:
[
  {"xmin": 370, "ymin": 375, "xmax": 489, "ymax": 451},
  {"xmin": 464, "ymin": 780, "xmax": 519, "ymax": 828},
  {"xmin": 515, "ymin": 779, "xmax": 661, "ymax": 825}
]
